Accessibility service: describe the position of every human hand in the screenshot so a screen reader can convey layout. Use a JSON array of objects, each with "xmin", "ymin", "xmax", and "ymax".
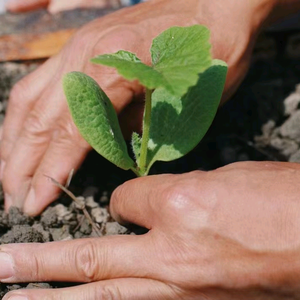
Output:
[
  {"xmin": 1, "ymin": 161, "xmax": 300, "ymax": 299},
  {"xmin": 0, "ymin": 0, "xmax": 278, "ymax": 215},
  {"xmin": 6, "ymin": 0, "xmax": 110, "ymax": 14}
]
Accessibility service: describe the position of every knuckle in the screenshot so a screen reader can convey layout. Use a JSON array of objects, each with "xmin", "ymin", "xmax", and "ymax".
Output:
[
  {"xmin": 23, "ymin": 111, "xmax": 49, "ymax": 138},
  {"xmin": 74, "ymin": 241, "xmax": 99, "ymax": 282},
  {"xmin": 161, "ymin": 184, "xmax": 191, "ymax": 215},
  {"xmin": 28, "ymin": 251, "xmax": 43, "ymax": 281},
  {"xmin": 100, "ymin": 284, "xmax": 122, "ymax": 300}
]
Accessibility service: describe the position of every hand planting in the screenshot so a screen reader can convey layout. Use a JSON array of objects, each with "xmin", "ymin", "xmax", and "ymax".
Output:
[{"xmin": 63, "ymin": 25, "xmax": 227, "ymax": 176}]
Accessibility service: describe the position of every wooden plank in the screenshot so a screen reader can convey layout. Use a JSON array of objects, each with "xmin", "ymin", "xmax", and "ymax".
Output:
[
  {"xmin": 0, "ymin": 8, "xmax": 117, "ymax": 36},
  {"xmin": 0, "ymin": 8, "xmax": 118, "ymax": 62},
  {"xmin": 0, "ymin": 29, "xmax": 77, "ymax": 61}
]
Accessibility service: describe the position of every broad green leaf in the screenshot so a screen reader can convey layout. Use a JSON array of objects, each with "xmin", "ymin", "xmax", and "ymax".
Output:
[
  {"xmin": 131, "ymin": 132, "xmax": 141, "ymax": 163},
  {"xmin": 63, "ymin": 72, "xmax": 134, "ymax": 170},
  {"xmin": 91, "ymin": 51, "xmax": 169, "ymax": 92},
  {"xmin": 91, "ymin": 25, "xmax": 212, "ymax": 97},
  {"xmin": 145, "ymin": 60, "xmax": 227, "ymax": 173},
  {"xmin": 151, "ymin": 25, "xmax": 212, "ymax": 96}
]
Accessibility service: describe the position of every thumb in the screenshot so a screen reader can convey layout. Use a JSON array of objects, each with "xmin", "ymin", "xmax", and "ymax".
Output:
[{"xmin": 6, "ymin": 0, "xmax": 49, "ymax": 12}]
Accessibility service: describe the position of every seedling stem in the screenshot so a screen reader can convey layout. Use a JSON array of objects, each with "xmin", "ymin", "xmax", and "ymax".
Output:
[{"xmin": 139, "ymin": 88, "xmax": 153, "ymax": 176}]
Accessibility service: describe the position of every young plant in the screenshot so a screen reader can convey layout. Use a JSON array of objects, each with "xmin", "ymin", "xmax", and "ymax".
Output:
[{"xmin": 63, "ymin": 25, "xmax": 227, "ymax": 177}]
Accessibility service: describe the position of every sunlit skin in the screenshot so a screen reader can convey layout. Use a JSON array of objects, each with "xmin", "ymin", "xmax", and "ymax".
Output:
[{"xmin": 1, "ymin": 0, "xmax": 300, "ymax": 299}]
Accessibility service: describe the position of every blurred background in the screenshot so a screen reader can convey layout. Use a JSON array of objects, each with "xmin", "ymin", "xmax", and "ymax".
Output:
[{"xmin": 0, "ymin": 0, "xmax": 7, "ymax": 14}]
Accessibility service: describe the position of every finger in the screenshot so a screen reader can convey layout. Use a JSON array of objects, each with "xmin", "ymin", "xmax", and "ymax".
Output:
[
  {"xmin": 0, "ymin": 58, "xmax": 59, "ymax": 169},
  {"xmin": 23, "ymin": 127, "xmax": 90, "ymax": 216},
  {"xmin": 2, "ymin": 87, "xmax": 64, "ymax": 209},
  {"xmin": 6, "ymin": 0, "xmax": 49, "ymax": 12},
  {"xmin": 110, "ymin": 174, "xmax": 177, "ymax": 229},
  {"xmin": 0, "ymin": 235, "xmax": 157, "ymax": 283},
  {"xmin": 4, "ymin": 278, "xmax": 178, "ymax": 300}
]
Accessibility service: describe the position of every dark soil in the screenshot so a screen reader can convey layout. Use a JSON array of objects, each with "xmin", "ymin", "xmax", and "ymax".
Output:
[{"xmin": 0, "ymin": 25, "xmax": 300, "ymax": 298}]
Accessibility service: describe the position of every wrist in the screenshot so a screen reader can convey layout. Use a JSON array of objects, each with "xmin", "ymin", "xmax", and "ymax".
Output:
[
  {"xmin": 192, "ymin": 0, "xmax": 277, "ymax": 42},
  {"xmin": 248, "ymin": 0, "xmax": 278, "ymax": 32}
]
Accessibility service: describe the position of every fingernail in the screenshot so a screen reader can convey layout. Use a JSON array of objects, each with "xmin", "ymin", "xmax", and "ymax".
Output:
[
  {"xmin": 0, "ymin": 160, "xmax": 5, "ymax": 181},
  {"xmin": 4, "ymin": 193, "xmax": 12, "ymax": 211},
  {"xmin": 23, "ymin": 187, "xmax": 35, "ymax": 214},
  {"xmin": 3, "ymin": 294, "xmax": 28, "ymax": 300},
  {"xmin": 0, "ymin": 252, "xmax": 14, "ymax": 281}
]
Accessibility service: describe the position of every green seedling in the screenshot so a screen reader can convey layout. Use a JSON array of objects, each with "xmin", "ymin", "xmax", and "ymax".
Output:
[{"xmin": 63, "ymin": 25, "xmax": 228, "ymax": 177}]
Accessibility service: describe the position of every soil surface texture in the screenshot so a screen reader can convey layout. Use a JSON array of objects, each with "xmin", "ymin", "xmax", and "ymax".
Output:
[{"xmin": 0, "ymin": 25, "xmax": 300, "ymax": 298}]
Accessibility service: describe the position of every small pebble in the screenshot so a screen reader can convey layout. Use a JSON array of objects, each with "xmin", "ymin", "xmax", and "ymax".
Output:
[
  {"xmin": 85, "ymin": 196, "xmax": 99, "ymax": 209},
  {"xmin": 91, "ymin": 207, "xmax": 109, "ymax": 224},
  {"xmin": 105, "ymin": 222, "xmax": 128, "ymax": 235}
]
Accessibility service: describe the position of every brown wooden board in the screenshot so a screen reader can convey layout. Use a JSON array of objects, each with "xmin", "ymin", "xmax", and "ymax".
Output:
[
  {"xmin": 0, "ymin": 29, "xmax": 77, "ymax": 61},
  {"xmin": 0, "ymin": 8, "xmax": 117, "ymax": 62}
]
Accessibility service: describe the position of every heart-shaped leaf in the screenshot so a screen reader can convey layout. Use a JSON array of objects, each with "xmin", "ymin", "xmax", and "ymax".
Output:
[{"xmin": 145, "ymin": 60, "xmax": 228, "ymax": 173}]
